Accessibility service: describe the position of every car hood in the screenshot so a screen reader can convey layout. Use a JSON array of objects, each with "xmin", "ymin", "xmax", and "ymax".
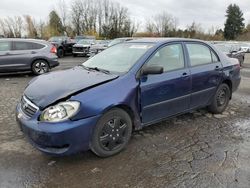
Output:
[
  {"xmin": 73, "ymin": 44, "xmax": 90, "ymax": 47},
  {"xmin": 24, "ymin": 66, "xmax": 118, "ymax": 108}
]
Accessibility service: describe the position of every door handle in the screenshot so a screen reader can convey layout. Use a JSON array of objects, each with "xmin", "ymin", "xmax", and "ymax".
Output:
[
  {"xmin": 31, "ymin": 51, "xmax": 37, "ymax": 54},
  {"xmin": 181, "ymin": 72, "xmax": 189, "ymax": 78},
  {"xmin": 215, "ymin": 66, "xmax": 221, "ymax": 71}
]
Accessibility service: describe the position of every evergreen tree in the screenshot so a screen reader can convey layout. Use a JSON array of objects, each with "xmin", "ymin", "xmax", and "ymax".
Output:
[
  {"xmin": 224, "ymin": 4, "xmax": 245, "ymax": 40},
  {"xmin": 49, "ymin": 10, "xmax": 64, "ymax": 36}
]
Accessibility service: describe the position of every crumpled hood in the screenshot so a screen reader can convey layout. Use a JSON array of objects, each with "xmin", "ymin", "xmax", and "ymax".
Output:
[{"xmin": 24, "ymin": 66, "xmax": 118, "ymax": 108}]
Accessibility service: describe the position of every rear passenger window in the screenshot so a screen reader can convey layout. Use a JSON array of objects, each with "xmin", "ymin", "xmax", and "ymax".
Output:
[
  {"xmin": 146, "ymin": 44, "xmax": 185, "ymax": 72},
  {"xmin": 13, "ymin": 42, "xmax": 44, "ymax": 50},
  {"xmin": 0, "ymin": 41, "xmax": 11, "ymax": 51},
  {"xmin": 13, "ymin": 42, "xmax": 33, "ymax": 50},
  {"xmin": 32, "ymin": 42, "xmax": 45, "ymax": 49},
  {"xmin": 186, "ymin": 43, "xmax": 214, "ymax": 66}
]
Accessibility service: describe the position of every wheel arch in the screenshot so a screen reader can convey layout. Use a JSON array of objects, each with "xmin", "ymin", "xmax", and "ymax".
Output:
[
  {"xmin": 222, "ymin": 79, "xmax": 232, "ymax": 99},
  {"xmin": 102, "ymin": 104, "xmax": 136, "ymax": 130}
]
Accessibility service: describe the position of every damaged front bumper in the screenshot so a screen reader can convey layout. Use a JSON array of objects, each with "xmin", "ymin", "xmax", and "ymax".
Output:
[{"xmin": 16, "ymin": 103, "xmax": 100, "ymax": 156}]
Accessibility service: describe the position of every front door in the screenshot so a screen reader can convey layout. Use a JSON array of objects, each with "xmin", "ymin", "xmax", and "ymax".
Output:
[
  {"xmin": 140, "ymin": 43, "xmax": 191, "ymax": 124},
  {"xmin": 0, "ymin": 41, "xmax": 12, "ymax": 72}
]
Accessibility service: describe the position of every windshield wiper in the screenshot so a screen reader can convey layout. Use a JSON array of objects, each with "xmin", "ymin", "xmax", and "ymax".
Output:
[
  {"xmin": 89, "ymin": 67, "xmax": 110, "ymax": 74},
  {"xmin": 79, "ymin": 65, "xmax": 110, "ymax": 74}
]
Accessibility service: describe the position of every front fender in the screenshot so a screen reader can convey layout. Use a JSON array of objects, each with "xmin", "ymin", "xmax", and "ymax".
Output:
[{"xmin": 70, "ymin": 74, "xmax": 142, "ymax": 129}]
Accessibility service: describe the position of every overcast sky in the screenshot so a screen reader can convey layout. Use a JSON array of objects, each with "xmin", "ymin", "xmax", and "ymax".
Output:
[{"xmin": 0, "ymin": 0, "xmax": 249, "ymax": 32}]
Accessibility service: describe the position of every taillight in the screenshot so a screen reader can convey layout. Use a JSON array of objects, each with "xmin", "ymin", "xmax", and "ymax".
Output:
[{"xmin": 50, "ymin": 46, "xmax": 57, "ymax": 54}]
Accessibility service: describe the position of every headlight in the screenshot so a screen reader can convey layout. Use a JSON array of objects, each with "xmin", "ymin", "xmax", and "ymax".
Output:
[{"xmin": 40, "ymin": 101, "xmax": 80, "ymax": 122}]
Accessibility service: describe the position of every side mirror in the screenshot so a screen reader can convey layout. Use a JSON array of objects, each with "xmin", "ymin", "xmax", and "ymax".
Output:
[{"xmin": 142, "ymin": 66, "xmax": 163, "ymax": 76}]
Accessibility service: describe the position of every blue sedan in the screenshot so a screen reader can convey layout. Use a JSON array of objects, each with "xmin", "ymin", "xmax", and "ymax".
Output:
[{"xmin": 16, "ymin": 38, "xmax": 241, "ymax": 157}]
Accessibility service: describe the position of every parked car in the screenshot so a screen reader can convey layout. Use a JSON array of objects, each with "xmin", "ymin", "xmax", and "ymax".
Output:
[
  {"xmin": 48, "ymin": 36, "xmax": 75, "ymax": 58},
  {"xmin": 88, "ymin": 38, "xmax": 135, "ymax": 56},
  {"xmin": 0, "ymin": 38, "xmax": 59, "ymax": 75},
  {"xmin": 16, "ymin": 38, "xmax": 241, "ymax": 157},
  {"xmin": 72, "ymin": 39, "xmax": 95, "ymax": 57},
  {"xmin": 214, "ymin": 43, "xmax": 245, "ymax": 66},
  {"xmin": 89, "ymin": 40, "xmax": 110, "ymax": 55},
  {"xmin": 240, "ymin": 43, "xmax": 250, "ymax": 53},
  {"xmin": 107, "ymin": 37, "xmax": 135, "ymax": 47}
]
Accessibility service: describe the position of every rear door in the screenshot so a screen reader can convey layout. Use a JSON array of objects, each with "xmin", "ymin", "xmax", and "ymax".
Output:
[
  {"xmin": 140, "ymin": 43, "xmax": 191, "ymax": 124},
  {"xmin": 185, "ymin": 42, "xmax": 223, "ymax": 109},
  {"xmin": 10, "ymin": 41, "xmax": 42, "ymax": 70}
]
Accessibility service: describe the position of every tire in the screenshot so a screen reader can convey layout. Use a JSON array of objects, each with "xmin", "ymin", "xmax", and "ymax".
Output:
[
  {"xmin": 73, "ymin": 54, "xmax": 77, "ymax": 57},
  {"xmin": 32, "ymin": 60, "xmax": 49, "ymax": 75},
  {"xmin": 57, "ymin": 48, "xmax": 64, "ymax": 58},
  {"xmin": 90, "ymin": 108, "xmax": 132, "ymax": 157},
  {"xmin": 208, "ymin": 83, "xmax": 230, "ymax": 114}
]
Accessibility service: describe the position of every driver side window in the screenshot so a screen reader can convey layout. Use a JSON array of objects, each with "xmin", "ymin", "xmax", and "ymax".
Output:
[{"xmin": 146, "ymin": 44, "xmax": 185, "ymax": 72}]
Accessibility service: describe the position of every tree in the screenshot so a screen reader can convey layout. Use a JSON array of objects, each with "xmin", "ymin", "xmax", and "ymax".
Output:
[
  {"xmin": 224, "ymin": 4, "xmax": 245, "ymax": 40},
  {"xmin": 57, "ymin": 0, "xmax": 69, "ymax": 35},
  {"xmin": 145, "ymin": 11, "xmax": 177, "ymax": 37},
  {"xmin": 24, "ymin": 15, "xmax": 38, "ymax": 38},
  {"xmin": 48, "ymin": 10, "xmax": 64, "ymax": 36}
]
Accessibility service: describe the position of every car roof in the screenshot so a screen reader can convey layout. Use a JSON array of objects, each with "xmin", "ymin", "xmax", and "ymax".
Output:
[
  {"xmin": 0, "ymin": 38, "xmax": 49, "ymax": 44},
  {"xmin": 128, "ymin": 37, "xmax": 204, "ymax": 44}
]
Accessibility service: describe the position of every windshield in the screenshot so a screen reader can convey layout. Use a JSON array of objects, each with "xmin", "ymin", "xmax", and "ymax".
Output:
[
  {"xmin": 48, "ymin": 37, "xmax": 65, "ymax": 42},
  {"xmin": 83, "ymin": 43, "xmax": 153, "ymax": 74},
  {"xmin": 77, "ymin": 39, "xmax": 94, "ymax": 45},
  {"xmin": 241, "ymin": 44, "xmax": 250, "ymax": 47}
]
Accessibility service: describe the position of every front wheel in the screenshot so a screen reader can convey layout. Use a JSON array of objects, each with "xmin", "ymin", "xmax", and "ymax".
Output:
[
  {"xmin": 32, "ymin": 60, "xmax": 49, "ymax": 75},
  {"xmin": 90, "ymin": 108, "xmax": 132, "ymax": 157},
  {"xmin": 57, "ymin": 48, "xmax": 64, "ymax": 58},
  {"xmin": 208, "ymin": 83, "xmax": 230, "ymax": 114}
]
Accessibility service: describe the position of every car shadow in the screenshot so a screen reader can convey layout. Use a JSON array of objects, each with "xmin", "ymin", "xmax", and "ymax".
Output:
[{"xmin": 45, "ymin": 109, "xmax": 209, "ymax": 164}]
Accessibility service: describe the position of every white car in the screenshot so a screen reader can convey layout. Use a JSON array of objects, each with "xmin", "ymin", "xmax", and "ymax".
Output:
[{"xmin": 240, "ymin": 43, "xmax": 250, "ymax": 53}]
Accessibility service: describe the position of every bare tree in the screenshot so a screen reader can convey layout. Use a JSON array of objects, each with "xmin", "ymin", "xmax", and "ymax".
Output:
[
  {"xmin": 71, "ymin": 0, "xmax": 83, "ymax": 35},
  {"xmin": 57, "ymin": 0, "xmax": 68, "ymax": 35},
  {"xmin": 145, "ymin": 11, "xmax": 177, "ymax": 37},
  {"xmin": 24, "ymin": 15, "xmax": 38, "ymax": 38}
]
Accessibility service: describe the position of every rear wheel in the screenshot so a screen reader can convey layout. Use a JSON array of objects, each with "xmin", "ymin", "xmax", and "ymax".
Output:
[
  {"xmin": 90, "ymin": 108, "xmax": 132, "ymax": 157},
  {"xmin": 32, "ymin": 60, "xmax": 49, "ymax": 75},
  {"xmin": 208, "ymin": 83, "xmax": 230, "ymax": 114}
]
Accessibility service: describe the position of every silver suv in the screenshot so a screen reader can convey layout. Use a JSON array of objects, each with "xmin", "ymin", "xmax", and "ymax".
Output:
[{"xmin": 0, "ymin": 38, "xmax": 59, "ymax": 75}]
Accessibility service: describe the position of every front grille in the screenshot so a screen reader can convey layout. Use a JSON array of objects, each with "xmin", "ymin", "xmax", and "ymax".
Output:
[
  {"xmin": 21, "ymin": 96, "xmax": 39, "ymax": 117},
  {"xmin": 73, "ymin": 47, "xmax": 88, "ymax": 52}
]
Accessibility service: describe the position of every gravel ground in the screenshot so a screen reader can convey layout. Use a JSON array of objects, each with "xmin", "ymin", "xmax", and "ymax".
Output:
[{"xmin": 0, "ymin": 55, "xmax": 250, "ymax": 188}]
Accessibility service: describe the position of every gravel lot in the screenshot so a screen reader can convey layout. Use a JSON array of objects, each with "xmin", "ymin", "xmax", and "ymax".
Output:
[{"xmin": 0, "ymin": 55, "xmax": 250, "ymax": 188}]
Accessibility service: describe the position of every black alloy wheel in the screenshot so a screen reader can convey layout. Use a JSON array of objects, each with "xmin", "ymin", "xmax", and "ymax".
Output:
[{"xmin": 90, "ymin": 108, "xmax": 132, "ymax": 157}]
